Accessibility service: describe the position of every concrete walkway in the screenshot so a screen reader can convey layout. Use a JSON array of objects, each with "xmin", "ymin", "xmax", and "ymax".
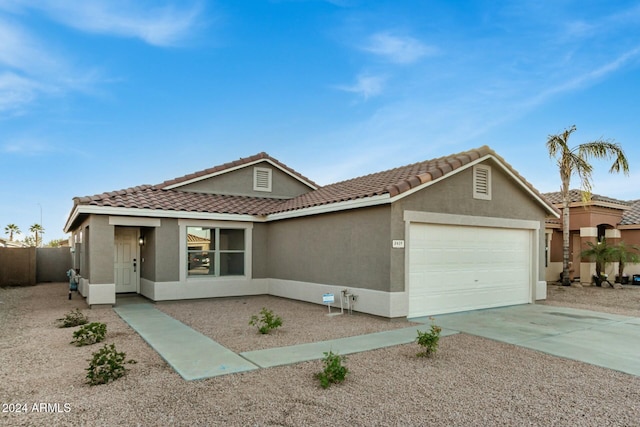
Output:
[
  {"xmin": 424, "ymin": 304, "xmax": 640, "ymax": 377},
  {"xmin": 114, "ymin": 303, "xmax": 259, "ymax": 380},
  {"xmin": 114, "ymin": 297, "xmax": 447, "ymax": 380},
  {"xmin": 241, "ymin": 325, "xmax": 457, "ymax": 368},
  {"xmin": 115, "ymin": 298, "xmax": 640, "ymax": 380}
]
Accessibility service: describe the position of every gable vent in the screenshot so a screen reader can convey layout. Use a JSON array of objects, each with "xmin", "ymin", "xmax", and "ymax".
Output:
[
  {"xmin": 473, "ymin": 165, "xmax": 491, "ymax": 200},
  {"xmin": 254, "ymin": 167, "xmax": 272, "ymax": 192}
]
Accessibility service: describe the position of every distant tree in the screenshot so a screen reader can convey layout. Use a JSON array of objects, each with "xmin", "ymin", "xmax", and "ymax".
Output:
[
  {"xmin": 546, "ymin": 125, "xmax": 629, "ymax": 286},
  {"xmin": 580, "ymin": 239, "xmax": 615, "ymax": 281},
  {"xmin": 46, "ymin": 238, "xmax": 68, "ymax": 248},
  {"xmin": 610, "ymin": 241, "xmax": 640, "ymax": 282},
  {"xmin": 4, "ymin": 224, "xmax": 20, "ymax": 241},
  {"xmin": 29, "ymin": 223, "xmax": 45, "ymax": 248},
  {"xmin": 23, "ymin": 236, "xmax": 36, "ymax": 247}
]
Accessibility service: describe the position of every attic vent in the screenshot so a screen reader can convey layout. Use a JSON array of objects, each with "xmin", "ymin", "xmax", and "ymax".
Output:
[
  {"xmin": 473, "ymin": 165, "xmax": 491, "ymax": 200},
  {"xmin": 254, "ymin": 167, "xmax": 272, "ymax": 192}
]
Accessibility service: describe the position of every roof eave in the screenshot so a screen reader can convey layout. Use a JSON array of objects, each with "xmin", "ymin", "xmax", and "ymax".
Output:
[
  {"xmin": 162, "ymin": 158, "xmax": 318, "ymax": 191},
  {"xmin": 387, "ymin": 153, "xmax": 560, "ymax": 218},
  {"xmin": 64, "ymin": 205, "xmax": 267, "ymax": 229}
]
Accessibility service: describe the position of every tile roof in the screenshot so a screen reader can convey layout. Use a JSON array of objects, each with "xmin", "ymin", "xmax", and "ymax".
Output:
[
  {"xmin": 70, "ymin": 145, "xmax": 556, "ymax": 219},
  {"xmin": 541, "ymin": 191, "xmax": 640, "ymax": 226},
  {"xmin": 156, "ymin": 152, "xmax": 318, "ymax": 190},
  {"xmin": 621, "ymin": 200, "xmax": 640, "ymax": 225},
  {"xmin": 74, "ymin": 186, "xmax": 284, "ymax": 216},
  {"xmin": 543, "ymin": 189, "xmax": 631, "ymax": 206}
]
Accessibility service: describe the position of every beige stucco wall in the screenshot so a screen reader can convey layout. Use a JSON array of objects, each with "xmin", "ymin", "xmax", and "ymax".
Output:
[
  {"xmin": 88, "ymin": 215, "xmax": 114, "ymax": 284},
  {"xmin": 139, "ymin": 219, "xmax": 181, "ymax": 283},
  {"xmin": 392, "ymin": 159, "xmax": 548, "ymax": 290},
  {"xmin": 178, "ymin": 161, "xmax": 313, "ymax": 198},
  {"xmin": 252, "ymin": 222, "xmax": 269, "ymax": 278},
  {"xmin": 266, "ymin": 206, "xmax": 391, "ymax": 291}
]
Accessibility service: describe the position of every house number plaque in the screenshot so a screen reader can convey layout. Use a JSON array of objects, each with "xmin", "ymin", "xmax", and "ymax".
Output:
[{"xmin": 392, "ymin": 240, "xmax": 405, "ymax": 248}]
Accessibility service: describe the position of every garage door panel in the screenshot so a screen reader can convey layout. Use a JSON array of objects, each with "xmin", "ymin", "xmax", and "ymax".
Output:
[{"xmin": 408, "ymin": 223, "xmax": 531, "ymax": 318}]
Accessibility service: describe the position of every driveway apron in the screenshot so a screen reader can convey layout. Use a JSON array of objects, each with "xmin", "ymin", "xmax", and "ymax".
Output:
[{"xmin": 416, "ymin": 304, "xmax": 640, "ymax": 377}]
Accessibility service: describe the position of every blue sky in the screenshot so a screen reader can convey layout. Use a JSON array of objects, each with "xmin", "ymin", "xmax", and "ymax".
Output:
[{"xmin": 1, "ymin": 0, "xmax": 639, "ymax": 242}]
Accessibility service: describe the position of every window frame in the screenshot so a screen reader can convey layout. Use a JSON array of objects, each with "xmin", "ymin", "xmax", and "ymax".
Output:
[{"xmin": 180, "ymin": 220, "xmax": 252, "ymax": 281}]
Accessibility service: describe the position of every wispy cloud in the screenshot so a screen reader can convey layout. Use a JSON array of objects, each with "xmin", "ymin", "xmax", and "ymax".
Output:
[
  {"xmin": 15, "ymin": 0, "xmax": 204, "ymax": 47},
  {"xmin": 334, "ymin": 73, "xmax": 386, "ymax": 100},
  {"xmin": 361, "ymin": 32, "xmax": 435, "ymax": 64},
  {"xmin": 0, "ymin": 1, "xmax": 204, "ymax": 114},
  {"xmin": 1, "ymin": 136, "xmax": 55, "ymax": 156},
  {"xmin": 0, "ymin": 20, "xmax": 62, "ymax": 113},
  {"xmin": 0, "ymin": 72, "xmax": 45, "ymax": 113},
  {"xmin": 0, "ymin": 18, "xmax": 102, "ymax": 114},
  {"xmin": 522, "ymin": 45, "xmax": 640, "ymax": 110}
]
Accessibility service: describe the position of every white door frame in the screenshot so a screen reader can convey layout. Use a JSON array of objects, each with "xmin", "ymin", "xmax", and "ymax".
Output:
[{"xmin": 114, "ymin": 226, "xmax": 140, "ymax": 293}]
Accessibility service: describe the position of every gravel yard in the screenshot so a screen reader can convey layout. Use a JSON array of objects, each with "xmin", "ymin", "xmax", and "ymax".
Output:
[{"xmin": 1, "ymin": 282, "xmax": 639, "ymax": 426}]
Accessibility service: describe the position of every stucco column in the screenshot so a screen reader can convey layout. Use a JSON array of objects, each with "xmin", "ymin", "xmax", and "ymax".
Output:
[
  {"xmin": 605, "ymin": 228, "xmax": 622, "ymax": 280},
  {"xmin": 579, "ymin": 227, "xmax": 597, "ymax": 285},
  {"xmin": 604, "ymin": 228, "xmax": 621, "ymax": 245}
]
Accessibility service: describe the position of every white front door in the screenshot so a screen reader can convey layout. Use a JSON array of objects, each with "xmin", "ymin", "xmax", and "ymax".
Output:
[{"xmin": 115, "ymin": 227, "xmax": 139, "ymax": 293}]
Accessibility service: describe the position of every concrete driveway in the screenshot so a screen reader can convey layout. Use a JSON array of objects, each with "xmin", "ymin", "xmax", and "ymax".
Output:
[{"xmin": 419, "ymin": 304, "xmax": 640, "ymax": 377}]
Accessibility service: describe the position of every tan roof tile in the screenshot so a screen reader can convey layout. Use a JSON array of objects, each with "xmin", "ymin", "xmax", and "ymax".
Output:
[
  {"xmin": 543, "ymin": 189, "xmax": 631, "ymax": 206},
  {"xmin": 72, "ymin": 145, "xmax": 556, "ymax": 218},
  {"xmin": 621, "ymin": 200, "xmax": 640, "ymax": 225},
  {"xmin": 156, "ymin": 152, "xmax": 318, "ymax": 190}
]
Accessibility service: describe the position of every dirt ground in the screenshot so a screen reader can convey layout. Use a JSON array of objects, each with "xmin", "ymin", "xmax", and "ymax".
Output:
[{"xmin": 1, "ymin": 282, "xmax": 639, "ymax": 426}]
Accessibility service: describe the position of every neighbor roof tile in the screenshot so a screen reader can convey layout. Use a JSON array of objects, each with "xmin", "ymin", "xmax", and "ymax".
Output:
[
  {"xmin": 543, "ymin": 189, "xmax": 631, "ymax": 206},
  {"xmin": 621, "ymin": 200, "xmax": 640, "ymax": 225}
]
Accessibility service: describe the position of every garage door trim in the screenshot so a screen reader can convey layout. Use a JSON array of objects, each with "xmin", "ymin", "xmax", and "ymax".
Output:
[{"xmin": 404, "ymin": 211, "xmax": 540, "ymax": 317}]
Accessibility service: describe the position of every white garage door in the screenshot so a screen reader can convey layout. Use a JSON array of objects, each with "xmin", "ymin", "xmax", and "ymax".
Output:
[{"xmin": 408, "ymin": 223, "xmax": 531, "ymax": 318}]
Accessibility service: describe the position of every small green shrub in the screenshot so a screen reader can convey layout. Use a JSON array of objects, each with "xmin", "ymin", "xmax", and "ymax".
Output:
[
  {"xmin": 416, "ymin": 319, "xmax": 442, "ymax": 357},
  {"xmin": 315, "ymin": 351, "xmax": 349, "ymax": 389},
  {"xmin": 57, "ymin": 308, "xmax": 88, "ymax": 328},
  {"xmin": 71, "ymin": 322, "xmax": 107, "ymax": 346},
  {"xmin": 249, "ymin": 307, "xmax": 283, "ymax": 334},
  {"xmin": 86, "ymin": 343, "xmax": 136, "ymax": 386}
]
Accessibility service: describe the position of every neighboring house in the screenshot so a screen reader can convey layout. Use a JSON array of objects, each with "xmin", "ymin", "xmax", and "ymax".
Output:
[
  {"xmin": 64, "ymin": 146, "xmax": 558, "ymax": 319},
  {"xmin": 544, "ymin": 190, "xmax": 640, "ymax": 283},
  {"xmin": 0, "ymin": 237, "xmax": 27, "ymax": 248}
]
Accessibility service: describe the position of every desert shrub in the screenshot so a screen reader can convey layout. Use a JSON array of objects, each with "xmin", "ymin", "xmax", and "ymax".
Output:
[
  {"xmin": 249, "ymin": 307, "xmax": 283, "ymax": 334},
  {"xmin": 57, "ymin": 308, "xmax": 88, "ymax": 328},
  {"xmin": 71, "ymin": 322, "xmax": 107, "ymax": 346},
  {"xmin": 416, "ymin": 319, "xmax": 442, "ymax": 357},
  {"xmin": 86, "ymin": 344, "xmax": 136, "ymax": 386},
  {"xmin": 316, "ymin": 351, "xmax": 349, "ymax": 389}
]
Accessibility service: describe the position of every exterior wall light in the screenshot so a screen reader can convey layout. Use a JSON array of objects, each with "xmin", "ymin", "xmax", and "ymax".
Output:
[{"xmin": 139, "ymin": 235, "xmax": 145, "ymax": 246}]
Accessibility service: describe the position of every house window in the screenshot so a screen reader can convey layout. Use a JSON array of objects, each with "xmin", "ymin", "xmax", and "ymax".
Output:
[
  {"xmin": 473, "ymin": 165, "xmax": 491, "ymax": 200},
  {"xmin": 254, "ymin": 167, "xmax": 272, "ymax": 192},
  {"xmin": 187, "ymin": 227, "xmax": 245, "ymax": 276}
]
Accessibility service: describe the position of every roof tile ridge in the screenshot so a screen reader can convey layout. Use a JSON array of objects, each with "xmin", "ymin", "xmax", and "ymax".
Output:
[
  {"xmin": 259, "ymin": 153, "xmax": 319, "ymax": 188},
  {"xmin": 385, "ymin": 145, "xmax": 492, "ymax": 197},
  {"xmin": 75, "ymin": 184, "xmax": 153, "ymax": 205},
  {"xmin": 154, "ymin": 152, "xmax": 318, "ymax": 190},
  {"xmin": 484, "ymin": 147, "xmax": 560, "ymax": 216}
]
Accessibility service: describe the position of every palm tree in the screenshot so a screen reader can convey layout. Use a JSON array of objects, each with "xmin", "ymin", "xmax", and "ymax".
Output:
[
  {"xmin": 580, "ymin": 239, "xmax": 615, "ymax": 285},
  {"xmin": 547, "ymin": 125, "xmax": 629, "ymax": 286},
  {"xmin": 610, "ymin": 241, "xmax": 640, "ymax": 283},
  {"xmin": 29, "ymin": 223, "xmax": 45, "ymax": 248},
  {"xmin": 4, "ymin": 224, "xmax": 20, "ymax": 241}
]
